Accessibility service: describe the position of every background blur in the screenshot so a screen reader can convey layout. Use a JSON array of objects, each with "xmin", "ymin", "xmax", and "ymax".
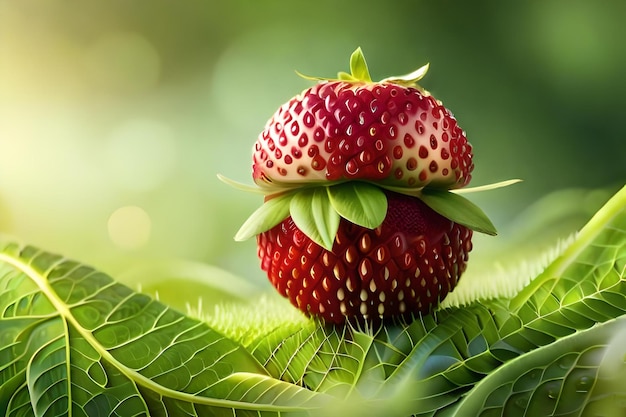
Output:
[{"xmin": 1, "ymin": 0, "xmax": 625, "ymax": 288}]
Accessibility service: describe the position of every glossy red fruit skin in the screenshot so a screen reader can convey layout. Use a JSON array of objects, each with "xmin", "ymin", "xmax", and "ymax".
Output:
[
  {"xmin": 256, "ymin": 192, "xmax": 473, "ymax": 323},
  {"xmin": 253, "ymin": 81, "xmax": 473, "ymax": 190}
]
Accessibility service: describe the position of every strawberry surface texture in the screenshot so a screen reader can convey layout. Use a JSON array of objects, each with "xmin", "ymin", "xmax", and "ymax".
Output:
[
  {"xmin": 253, "ymin": 81, "xmax": 473, "ymax": 190},
  {"xmin": 258, "ymin": 191, "xmax": 473, "ymax": 323}
]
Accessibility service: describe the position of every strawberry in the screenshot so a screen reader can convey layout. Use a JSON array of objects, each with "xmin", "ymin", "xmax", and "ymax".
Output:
[
  {"xmin": 224, "ymin": 48, "xmax": 504, "ymax": 323},
  {"xmin": 257, "ymin": 191, "xmax": 473, "ymax": 323},
  {"xmin": 252, "ymin": 55, "xmax": 473, "ymax": 191}
]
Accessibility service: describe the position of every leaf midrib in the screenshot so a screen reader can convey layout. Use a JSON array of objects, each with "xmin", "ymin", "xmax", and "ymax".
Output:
[
  {"xmin": 509, "ymin": 185, "xmax": 626, "ymax": 312},
  {"xmin": 0, "ymin": 252, "xmax": 317, "ymax": 412}
]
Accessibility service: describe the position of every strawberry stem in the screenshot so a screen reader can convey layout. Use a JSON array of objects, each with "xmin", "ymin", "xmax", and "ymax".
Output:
[{"xmin": 296, "ymin": 47, "xmax": 428, "ymax": 86}]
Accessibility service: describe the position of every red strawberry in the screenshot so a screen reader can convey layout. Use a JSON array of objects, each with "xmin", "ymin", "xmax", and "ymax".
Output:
[
  {"xmin": 252, "ymin": 69, "xmax": 473, "ymax": 191},
  {"xmin": 224, "ymin": 48, "xmax": 500, "ymax": 324},
  {"xmin": 257, "ymin": 191, "xmax": 473, "ymax": 323}
]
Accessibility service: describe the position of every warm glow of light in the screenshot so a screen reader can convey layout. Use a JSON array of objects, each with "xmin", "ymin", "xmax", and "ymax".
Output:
[{"xmin": 107, "ymin": 205, "xmax": 152, "ymax": 249}]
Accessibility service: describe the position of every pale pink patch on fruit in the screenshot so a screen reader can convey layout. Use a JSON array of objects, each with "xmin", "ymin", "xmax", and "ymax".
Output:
[{"xmin": 252, "ymin": 81, "xmax": 473, "ymax": 189}]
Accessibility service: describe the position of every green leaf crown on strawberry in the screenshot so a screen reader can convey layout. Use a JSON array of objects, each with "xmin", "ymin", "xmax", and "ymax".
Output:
[{"xmin": 221, "ymin": 48, "xmax": 518, "ymax": 323}]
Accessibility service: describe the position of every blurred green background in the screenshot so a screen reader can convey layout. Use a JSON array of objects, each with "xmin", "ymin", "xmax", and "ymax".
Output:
[{"xmin": 1, "ymin": 0, "xmax": 625, "ymax": 287}]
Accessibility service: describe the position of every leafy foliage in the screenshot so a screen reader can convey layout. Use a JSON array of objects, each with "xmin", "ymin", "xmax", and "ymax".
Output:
[
  {"xmin": 234, "ymin": 182, "xmax": 389, "ymax": 250},
  {"xmin": 418, "ymin": 188, "xmax": 497, "ymax": 236},
  {"xmin": 327, "ymin": 182, "xmax": 387, "ymax": 230},
  {"xmin": 1, "ymin": 185, "xmax": 625, "ymax": 416},
  {"xmin": 233, "ymin": 180, "xmax": 495, "ymax": 250},
  {"xmin": 0, "ymin": 244, "xmax": 325, "ymax": 416}
]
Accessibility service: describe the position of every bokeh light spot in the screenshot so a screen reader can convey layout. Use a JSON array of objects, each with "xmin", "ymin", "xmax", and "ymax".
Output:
[{"xmin": 107, "ymin": 206, "xmax": 152, "ymax": 249}]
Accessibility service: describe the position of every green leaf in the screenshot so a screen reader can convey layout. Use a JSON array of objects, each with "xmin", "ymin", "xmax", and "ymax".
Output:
[
  {"xmin": 296, "ymin": 48, "xmax": 373, "ymax": 84},
  {"xmin": 250, "ymin": 324, "xmax": 374, "ymax": 394},
  {"xmin": 216, "ymin": 173, "xmax": 271, "ymax": 194},
  {"xmin": 380, "ymin": 62, "xmax": 430, "ymax": 87},
  {"xmin": 452, "ymin": 316, "xmax": 626, "ymax": 416},
  {"xmin": 418, "ymin": 188, "xmax": 498, "ymax": 235},
  {"xmin": 348, "ymin": 47, "xmax": 372, "ymax": 82},
  {"xmin": 510, "ymin": 184, "xmax": 626, "ymax": 312},
  {"xmin": 249, "ymin": 185, "xmax": 626, "ymax": 415},
  {"xmin": 327, "ymin": 182, "xmax": 387, "ymax": 229},
  {"xmin": 2, "ymin": 183, "xmax": 626, "ymax": 416},
  {"xmin": 290, "ymin": 188, "xmax": 340, "ymax": 250},
  {"xmin": 337, "ymin": 71, "xmax": 358, "ymax": 82},
  {"xmin": 451, "ymin": 178, "xmax": 523, "ymax": 194},
  {"xmin": 234, "ymin": 192, "xmax": 293, "ymax": 241},
  {"xmin": 0, "ymin": 243, "xmax": 326, "ymax": 416},
  {"xmin": 295, "ymin": 69, "xmax": 327, "ymax": 82}
]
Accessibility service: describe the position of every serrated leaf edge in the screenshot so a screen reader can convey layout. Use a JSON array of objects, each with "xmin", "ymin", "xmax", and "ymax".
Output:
[
  {"xmin": 0, "ymin": 250, "xmax": 320, "ymax": 412},
  {"xmin": 452, "ymin": 316, "xmax": 626, "ymax": 416},
  {"xmin": 509, "ymin": 184, "xmax": 626, "ymax": 311}
]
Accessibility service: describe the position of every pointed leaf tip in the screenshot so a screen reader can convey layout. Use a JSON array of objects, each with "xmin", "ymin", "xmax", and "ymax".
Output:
[
  {"xmin": 290, "ymin": 188, "xmax": 340, "ymax": 251},
  {"xmin": 381, "ymin": 62, "xmax": 430, "ymax": 87},
  {"xmin": 452, "ymin": 179, "xmax": 523, "ymax": 194},
  {"xmin": 234, "ymin": 193, "xmax": 293, "ymax": 241},
  {"xmin": 349, "ymin": 47, "xmax": 372, "ymax": 82},
  {"xmin": 294, "ymin": 70, "xmax": 326, "ymax": 82},
  {"xmin": 217, "ymin": 174, "xmax": 270, "ymax": 195},
  {"xmin": 327, "ymin": 182, "xmax": 387, "ymax": 229},
  {"xmin": 419, "ymin": 189, "xmax": 498, "ymax": 236}
]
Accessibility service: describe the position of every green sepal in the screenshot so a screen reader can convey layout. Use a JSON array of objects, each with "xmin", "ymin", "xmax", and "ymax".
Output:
[
  {"xmin": 298, "ymin": 47, "xmax": 421, "ymax": 85},
  {"xmin": 294, "ymin": 70, "xmax": 328, "ymax": 82},
  {"xmin": 418, "ymin": 188, "xmax": 498, "ymax": 235},
  {"xmin": 452, "ymin": 179, "xmax": 523, "ymax": 194},
  {"xmin": 327, "ymin": 182, "xmax": 387, "ymax": 229},
  {"xmin": 337, "ymin": 71, "xmax": 358, "ymax": 82},
  {"xmin": 234, "ymin": 192, "xmax": 293, "ymax": 241},
  {"xmin": 378, "ymin": 179, "xmax": 521, "ymax": 198},
  {"xmin": 290, "ymin": 188, "xmax": 341, "ymax": 251},
  {"xmin": 232, "ymin": 178, "xmax": 505, "ymax": 244},
  {"xmin": 234, "ymin": 183, "xmax": 388, "ymax": 251},
  {"xmin": 348, "ymin": 47, "xmax": 372, "ymax": 82},
  {"xmin": 380, "ymin": 63, "xmax": 430, "ymax": 88},
  {"xmin": 217, "ymin": 174, "xmax": 273, "ymax": 195}
]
